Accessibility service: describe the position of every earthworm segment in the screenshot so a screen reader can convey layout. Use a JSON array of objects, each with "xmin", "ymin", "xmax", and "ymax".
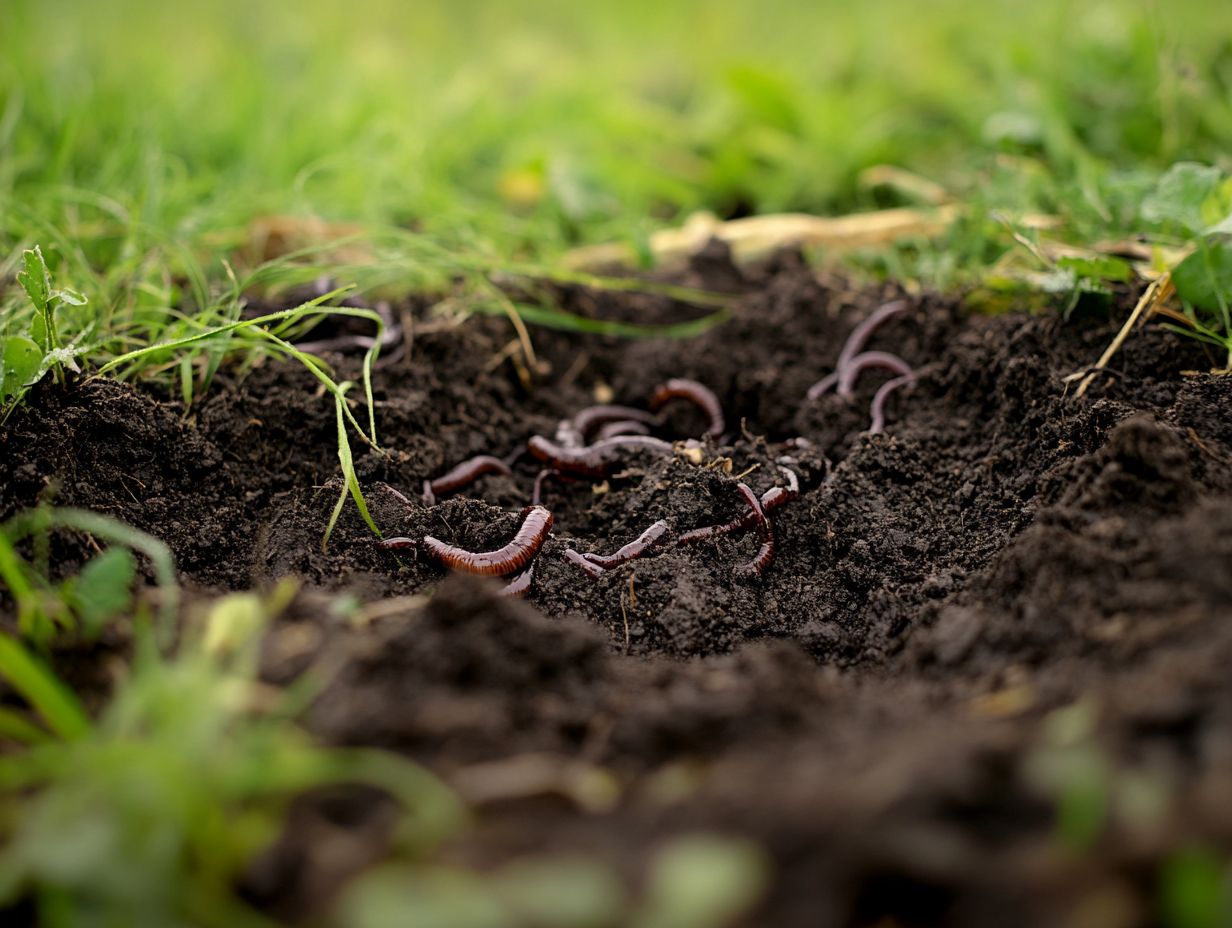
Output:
[
  {"xmin": 806, "ymin": 299, "xmax": 918, "ymax": 431},
  {"xmin": 422, "ymin": 454, "xmax": 514, "ymax": 505},
  {"xmin": 527, "ymin": 434, "xmax": 674, "ymax": 478},
  {"xmin": 499, "ymin": 564, "xmax": 535, "ymax": 598},
  {"xmin": 649, "ymin": 378, "xmax": 725, "ymax": 439},
  {"xmin": 733, "ymin": 482, "xmax": 775, "ymax": 577},
  {"xmin": 581, "ymin": 519, "xmax": 673, "ymax": 569},
  {"xmin": 423, "ymin": 505, "xmax": 554, "ymax": 576},
  {"xmin": 562, "ymin": 547, "xmax": 606, "ymax": 578}
]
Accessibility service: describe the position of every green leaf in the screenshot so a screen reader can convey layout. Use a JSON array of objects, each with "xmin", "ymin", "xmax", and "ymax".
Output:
[
  {"xmin": 1, "ymin": 335, "xmax": 44, "ymax": 400},
  {"xmin": 1172, "ymin": 241, "xmax": 1232, "ymax": 314},
  {"xmin": 1056, "ymin": 254, "xmax": 1133, "ymax": 283},
  {"xmin": 1141, "ymin": 163, "xmax": 1224, "ymax": 234},
  {"xmin": 16, "ymin": 246, "xmax": 50, "ymax": 314},
  {"xmin": 69, "ymin": 548, "xmax": 136, "ymax": 639},
  {"xmin": 50, "ymin": 287, "xmax": 88, "ymax": 307}
]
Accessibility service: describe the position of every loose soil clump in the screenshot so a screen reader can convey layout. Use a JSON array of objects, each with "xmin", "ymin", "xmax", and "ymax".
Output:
[{"xmin": 3, "ymin": 248, "xmax": 1232, "ymax": 926}]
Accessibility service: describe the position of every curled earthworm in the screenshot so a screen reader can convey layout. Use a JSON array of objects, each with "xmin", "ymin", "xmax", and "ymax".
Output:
[
  {"xmin": 528, "ymin": 434, "xmax": 674, "ymax": 478},
  {"xmin": 499, "ymin": 564, "xmax": 535, "ymax": 598},
  {"xmin": 555, "ymin": 405, "xmax": 661, "ymax": 448},
  {"xmin": 574, "ymin": 405, "xmax": 660, "ymax": 440},
  {"xmin": 422, "ymin": 454, "xmax": 514, "ymax": 505},
  {"xmin": 733, "ymin": 482, "xmax": 774, "ymax": 577},
  {"xmin": 836, "ymin": 351, "xmax": 914, "ymax": 399},
  {"xmin": 649, "ymin": 379, "xmax": 725, "ymax": 439},
  {"xmin": 581, "ymin": 519, "xmax": 672, "ymax": 569},
  {"xmin": 563, "ymin": 547, "xmax": 606, "ymax": 578},
  {"xmin": 869, "ymin": 373, "xmax": 917, "ymax": 434},
  {"xmin": 676, "ymin": 465, "xmax": 799, "ymax": 546},
  {"xmin": 807, "ymin": 299, "xmax": 910, "ymax": 400},
  {"xmin": 594, "ymin": 419, "xmax": 652, "ymax": 441},
  {"xmin": 423, "ymin": 505, "xmax": 554, "ymax": 576}
]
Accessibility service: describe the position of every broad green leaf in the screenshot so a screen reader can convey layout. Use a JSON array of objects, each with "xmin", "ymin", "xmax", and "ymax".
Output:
[
  {"xmin": 1172, "ymin": 241, "xmax": 1232, "ymax": 314},
  {"xmin": 1141, "ymin": 163, "xmax": 1224, "ymax": 234},
  {"xmin": 16, "ymin": 246, "xmax": 50, "ymax": 314},
  {"xmin": 1, "ymin": 335, "xmax": 44, "ymax": 400},
  {"xmin": 70, "ymin": 548, "xmax": 136, "ymax": 639}
]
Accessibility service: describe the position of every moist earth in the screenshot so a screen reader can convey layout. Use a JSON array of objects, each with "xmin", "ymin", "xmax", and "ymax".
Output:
[{"xmin": 3, "ymin": 248, "xmax": 1232, "ymax": 927}]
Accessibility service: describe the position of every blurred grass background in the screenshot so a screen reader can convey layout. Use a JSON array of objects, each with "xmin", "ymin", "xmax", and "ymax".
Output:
[{"xmin": 2, "ymin": 0, "xmax": 1230, "ymax": 286}]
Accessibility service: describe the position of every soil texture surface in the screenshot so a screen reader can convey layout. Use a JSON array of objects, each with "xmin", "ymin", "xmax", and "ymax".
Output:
[{"xmin": 4, "ymin": 247, "xmax": 1232, "ymax": 927}]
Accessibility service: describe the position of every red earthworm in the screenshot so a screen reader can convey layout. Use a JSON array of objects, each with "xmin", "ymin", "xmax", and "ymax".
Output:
[
  {"xmin": 594, "ymin": 419, "xmax": 652, "ymax": 440},
  {"xmin": 581, "ymin": 519, "xmax": 672, "ymax": 569},
  {"xmin": 676, "ymin": 466, "xmax": 798, "ymax": 546},
  {"xmin": 563, "ymin": 547, "xmax": 606, "ymax": 578},
  {"xmin": 733, "ymin": 482, "xmax": 774, "ymax": 577},
  {"xmin": 532, "ymin": 468, "xmax": 561, "ymax": 506},
  {"xmin": 573, "ymin": 405, "xmax": 660, "ymax": 440},
  {"xmin": 499, "ymin": 563, "xmax": 535, "ymax": 598},
  {"xmin": 422, "ymin": 454, "xmax": 513, "ymax": 505},
  {"xmin": 807, "ymin": 299, "xmax": 909, "ymax": 399},
  {"xmin": 379, "ymin": 536, "xmax": 418, "ymax": 550},
  {"xmin": 648, "ymin": 379, "xmax": 725, "ymax": 439},
  {"xmin": 869, "ymin": 372, "xmax": 917, "ymax": 434},
  {"xmin": 423, "ymin": 505, "xmax": 554, "ymax": 576},
  {"xmin": 527, "ymin": 434, "xmax": 674, "ymax": 478},
  {"xmin": 836, "ymin": 351, "xmax": 914, "ymax": 400}
]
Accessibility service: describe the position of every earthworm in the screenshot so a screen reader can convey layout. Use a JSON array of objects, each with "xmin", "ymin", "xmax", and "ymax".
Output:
[
  {"xmin": 649, "ymin": 379, "xmax": 725, "ymax": 439},
  {"xmin": 379, "ymin": 536, "xmax": 418, "ymax": 550},
  {"xmin": 869, "ymin": 373, "xmax": 917, "ymax": 434},
  {"xmin": 581, "ymin": 519, "xmax": 672, "ymax": 569},
  {"xmin": 499, "ymin": 564, "xmax": 535, "ymax": 598},
  {"xmin": 806, "ymin": 299, "xmax": 909, "ymax": 399},
  {"xmin": 676, "ymin": 466, "xmax": 799, "ymax": 546},
  {"xmin": 563, "ymin": 547, "xmax": 606, "ymax": 578},
  {"xmin": 527, "ymin": 435, "xmax": 674, "ymax": 478},
  {"xmin": 422, "ymin": 454, "xmax": 513, "ymax": 505},
  {"xmin": 836, "ymin": 351, "xmax": 914, "ymax": 400},
  {"xmin": 594, "ymin": 419, "xmax": 652, "ymax": 440},
  {"xmin": 423, "ymin": 505, "xmax": 554, "ymax": 576},
  {"xmin": 532, "ymin": 468, "xmax": 565, "ymax": 506},
  {"xmin": 837, "ymin": 299, "xmax": 908, "ymax": 368},
  {"xmin": 733, "ymin": 482, "xmax": 774, "ymax": 577},
  {"xmin": 573, "ymin": 405, "xmax": 660, "ymax": 440}
]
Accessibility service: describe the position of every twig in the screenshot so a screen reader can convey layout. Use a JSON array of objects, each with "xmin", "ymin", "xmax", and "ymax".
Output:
[{"xmin": 1069, "ymin": 273, "xmax": 1174, "ymax": 399}]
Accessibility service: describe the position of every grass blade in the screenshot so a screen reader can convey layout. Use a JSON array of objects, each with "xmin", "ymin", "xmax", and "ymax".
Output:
[{"xmin": 0, "ymin": 635, "xmax": 90, "ymax": 740}]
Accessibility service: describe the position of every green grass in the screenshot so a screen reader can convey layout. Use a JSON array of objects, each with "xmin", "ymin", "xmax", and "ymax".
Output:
[{"xmin": 3, "ymin": 0, "xmax": 1232, "ymax": 380}]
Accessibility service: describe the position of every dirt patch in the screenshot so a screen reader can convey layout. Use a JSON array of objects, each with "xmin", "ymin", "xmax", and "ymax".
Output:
[{"xmin": 3, "ymin": 247, "xmax": 1232, "ymax": 926}]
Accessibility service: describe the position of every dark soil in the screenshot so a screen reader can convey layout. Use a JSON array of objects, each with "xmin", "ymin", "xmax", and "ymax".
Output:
[{"xmin": 4, "ymin": 247, "xmax": 1232, "ymax": 927}]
